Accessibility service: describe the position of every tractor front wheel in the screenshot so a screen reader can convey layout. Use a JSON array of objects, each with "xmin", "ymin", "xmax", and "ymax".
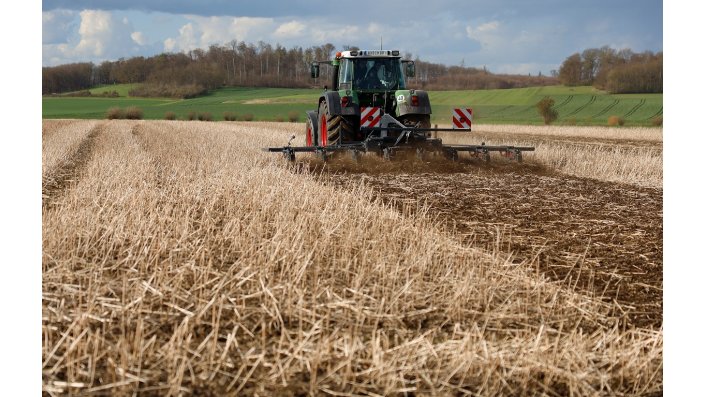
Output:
[{"xmin": 305, "ymin": 117, "xmax": 315, "ymax": 146}]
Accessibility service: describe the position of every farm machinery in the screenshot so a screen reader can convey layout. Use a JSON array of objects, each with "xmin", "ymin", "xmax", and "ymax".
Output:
[{"xmin": 265, "ymin": 50, "xmax": 534, "ymax": 162}]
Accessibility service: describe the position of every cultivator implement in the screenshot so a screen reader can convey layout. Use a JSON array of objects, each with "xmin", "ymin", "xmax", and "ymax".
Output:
[{"xmin": 265, "ymin": 113, "xmax": 534, "ymax": 163}]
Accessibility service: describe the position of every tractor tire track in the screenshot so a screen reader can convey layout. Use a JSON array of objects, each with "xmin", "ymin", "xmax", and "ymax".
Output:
[
  {"xmin": 592, "ymin": 99, "xmax": 620, "ymax": 118},
  {"xmin": 645, "ymin": 106, "xmax": 663, "ymax": 120},
  {"xmin": 553, "ymin": 95, "xmax": 574, "ymax": 109},
  {"xmin": 42, "ymin": 123, "xmax": 104, "ymax": 208},
  {"xmin": 130, "ymin": 122, "xmax": 170, "ymax": 192},
  {"xmin": 624, "ymin": 99, "xmax": 646, "ymax": 119},
  {"xmin": 565, "ymin": 95, "xmax": 596, "ymax": 117}
]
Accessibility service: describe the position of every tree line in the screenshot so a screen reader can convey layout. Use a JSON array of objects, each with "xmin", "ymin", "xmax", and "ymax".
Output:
[
  {"xmin": 43, "ymin": 40, "xmax": 561, "ymax": 97},
  {"xmin": 558, "ymin": 46, "xmax": 662, "ymax": 93}
]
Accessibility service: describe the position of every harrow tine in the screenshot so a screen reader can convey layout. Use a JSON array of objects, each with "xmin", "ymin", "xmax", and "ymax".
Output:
[
  {"xmin": 317, "ymin": 149, "xmax": 328, "ymax": 162},
  {"xmin": 350, "ymin": 150, "xmax": 361, "ymax": 163},
  {"xmin": 382, "ymin": 148, "xmax": 393, "ymax": 161}
]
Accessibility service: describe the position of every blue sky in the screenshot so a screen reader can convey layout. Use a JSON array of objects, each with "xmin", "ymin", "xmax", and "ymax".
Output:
[{"xmin": 42, "ymin": 0, "xmax": 663, "ymax": 74}]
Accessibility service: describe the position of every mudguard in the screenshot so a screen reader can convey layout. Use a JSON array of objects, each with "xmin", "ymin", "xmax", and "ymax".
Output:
[
  {"xmin": 396, "ymin": 89, "xmax": 432, "ymax": 117},
  {"xmin": 319, "ymin": 91, "xmax": 358, "ymax": 117}
]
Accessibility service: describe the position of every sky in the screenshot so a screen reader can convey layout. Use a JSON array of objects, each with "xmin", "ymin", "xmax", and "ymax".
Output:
[{"xmin": 42, "ymin": 0, "xmax": 663, "ymax": 75}]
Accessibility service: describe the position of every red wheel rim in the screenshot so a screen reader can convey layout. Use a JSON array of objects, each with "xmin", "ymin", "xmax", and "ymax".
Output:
[
  {"xmin": 306, "ymin": 123, "xmax": 312, "ymax": 146},
  {"xmin": 320, "ymin": 114, "xmax": 328, "ymax": 146}
]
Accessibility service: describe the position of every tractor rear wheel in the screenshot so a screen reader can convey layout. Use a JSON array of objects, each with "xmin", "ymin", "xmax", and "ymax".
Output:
[{"xmin": 318, "ymin": 100, "xmax": 353, "ymax": 146}]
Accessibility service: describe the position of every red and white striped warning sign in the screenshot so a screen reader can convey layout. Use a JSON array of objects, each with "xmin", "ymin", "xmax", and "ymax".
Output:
[
  {"xmin": 360, "ymin": 107, "xmax": 381, "ymax": 128},
  {"xmin": 452, "ymin": 108, "xmax": 473, "ymax": 129}
]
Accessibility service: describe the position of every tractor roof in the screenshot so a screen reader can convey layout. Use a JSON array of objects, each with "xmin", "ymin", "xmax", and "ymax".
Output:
[{"xmin": 338, "ymin": 50, "xmax": 402, "ymax": 58}]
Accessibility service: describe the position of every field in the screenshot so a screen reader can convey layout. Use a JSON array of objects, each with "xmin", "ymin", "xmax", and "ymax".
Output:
[
  {"xmin": 42, "ymin": 119, "xmax": 662, "ymax": 395},
  {"xmin": 43, "ymin": 85, "xmax": 662, "ymax": 126}
]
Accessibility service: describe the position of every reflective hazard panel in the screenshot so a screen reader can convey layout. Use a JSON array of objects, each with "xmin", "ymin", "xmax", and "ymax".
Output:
[
  {"xmin": 452, "ymin": 108, "xmax": 473, "ymax": 129},
  {"xmin": 360, "ymin": 107, "xmax": 382, "ymax": 128}
]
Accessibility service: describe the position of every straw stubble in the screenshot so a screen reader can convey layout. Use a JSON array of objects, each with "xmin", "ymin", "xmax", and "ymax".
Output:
[{"xmin": 42, "ymin": 120, "xmax": 662, "ymax": 395}]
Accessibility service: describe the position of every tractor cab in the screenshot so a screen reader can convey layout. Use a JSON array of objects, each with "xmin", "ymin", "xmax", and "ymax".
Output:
[
  {"xmin": 310, "ymin": 50, "xmax": 417, "ymax": 117},
  {"xmin": 311, "ymin": 50, "xmax": 415, "ymax": 90}
]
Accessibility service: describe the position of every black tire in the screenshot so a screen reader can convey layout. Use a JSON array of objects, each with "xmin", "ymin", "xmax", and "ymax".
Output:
[{"xmin": 317, "ymin": 101, "xmax": 353, "ymax": 146}]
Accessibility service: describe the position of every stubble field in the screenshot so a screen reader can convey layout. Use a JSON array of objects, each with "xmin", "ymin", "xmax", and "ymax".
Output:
[{"xmin": 42, "ymin": 119, "xmax": 662, "ymax": 395}]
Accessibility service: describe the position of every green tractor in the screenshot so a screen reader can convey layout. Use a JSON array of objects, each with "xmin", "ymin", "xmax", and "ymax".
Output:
[
  {"xmin": 266, "ymin": 50, "xmax": 534, "ymax": 162},
  {"xmin": 307, "ymin": 49, "xmax": 431, "ymax": 147}
]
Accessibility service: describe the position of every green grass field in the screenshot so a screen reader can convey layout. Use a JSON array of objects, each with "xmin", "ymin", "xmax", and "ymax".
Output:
[
  {"xmin": 43, "ymin": 85, "xmax": 662, "ymax": 126},
  {"xmin": 87, "ymin": 83, "xmax": 140, "ymax": 97}
]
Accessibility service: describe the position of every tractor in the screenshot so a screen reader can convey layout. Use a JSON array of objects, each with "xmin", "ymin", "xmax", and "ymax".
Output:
[{"xmin": 266, "ymin": 50, "xmax": 534, "ymax": 162}]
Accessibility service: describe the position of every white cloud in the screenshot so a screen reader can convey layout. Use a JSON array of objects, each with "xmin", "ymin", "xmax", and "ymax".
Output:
[
  {"xmin": 466, "ymin": 20, "xmax": 500, "ymax": 43},
  {"xmin": 163, "ymin": 37, "xmax": 177, "ymax": 52},
  {"xmin": 274, "ymin": 20, "xmax": 306, "ymax": 38},
  {"xmin": 42, "ymin": 10, "xmax": 151, "ymax": 65},
  {"xmin": 131, "ymin": 31, "xmax": 147, "ymax": 45},
  {"xmin": 311, "ymin": 24, "xmax": 360, "ymax": 43},
  {"xmin": 73, "ymin": 10, "xmax": 136, "ymax": 57},
  {"xmin": 163, "ymin": 16, "xmax": 276, "ymax": 52}
]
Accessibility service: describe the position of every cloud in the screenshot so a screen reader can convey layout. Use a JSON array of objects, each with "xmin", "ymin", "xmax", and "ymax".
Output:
[
  {"xmin": 466, "ymin": 20, "xmax": 501, "ymax": 48},
  {"xmin": 494, "ymin": 62, "xmax": 556, "ymax": 75},
  {"xmin": 131, "ymin": 31, "xmax": 147, "ymax": 45},
  {"xmin": 163, "ymin": 16, "xmax": 275, "ymax": 52},
  {"xmin": 43, "ymin": 10, "xmax": 154, "ymax": 65},
  {"xmin": 43, "ymin": 9, "xmax": 78, "ymax": 44},
  {"xmin": 41, "ymin": 3, "xmax": 662, "ymax": 75},
  {"xmin": 274, "ymin": 21, "xmax": 306, "ymax": 38}
]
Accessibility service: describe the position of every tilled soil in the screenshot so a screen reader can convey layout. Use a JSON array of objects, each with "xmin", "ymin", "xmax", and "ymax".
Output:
[{"xmin": 318, "ymin": 159, "xmax": 662, "ymax": 329}]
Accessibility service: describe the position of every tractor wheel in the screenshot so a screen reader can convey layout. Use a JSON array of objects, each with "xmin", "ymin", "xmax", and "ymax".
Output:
[
  {"xmin": 318, "ymin": 100, "xmax": 353, "ymax": 146},
  {"xmin": 305, "ymin": 117, "xmax": 316, "ymax": 146}
]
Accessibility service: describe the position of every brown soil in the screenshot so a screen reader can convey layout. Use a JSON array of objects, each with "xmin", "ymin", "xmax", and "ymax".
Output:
[{"xmin": 312, "ymin": 157, "xmax": 662, "ymax": 329}]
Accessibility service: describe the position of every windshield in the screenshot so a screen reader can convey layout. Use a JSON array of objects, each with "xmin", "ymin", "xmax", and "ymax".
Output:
[{"xmin": 352, "ymin": 58, "xmax": 405, "ymax": 90}]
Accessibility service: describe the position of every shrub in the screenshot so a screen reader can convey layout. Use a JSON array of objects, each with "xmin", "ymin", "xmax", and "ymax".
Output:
[
  {"xmin": 128, "ymin": 83, "xmax": 208, "ymax": 99},
  {"xmin": 106, "ymin": 107, "xmax": 124, "ymax": 120},
  {"xmin": 275, "ymin": 115, "xmax": 285, "ymax": 122},
  {"xmin": 198, "ymin": 112, "xmax": 212, "ymax": 121},
  {"xmin": 164, "ymin": 111, "xmax": 177, "ymax": 120},
  {"xmin": 242, "ymin": 113, "xmax": 254, "ymax": 121},
  {"xmin": 187, "ymin": 111, "xmax": 197, "ymax": 121},
  {"xmin": 536, "ymin": 97, "xmax": 558, "ymax": 125},
  {"xmin": 608, "ymin": 115, "xmax": 625, "ymax": 127},
  {"xmin": 287, "ymin": 111, "xmax": 300, "ymax": 123},
  {"xmin": 124, "ymin": 106, "xmax": 144, "ymax": 120},
  {"xmin": 68, "ymin": 90, "xmax": 92, "ymax": 97},
  {"xmin": 651, "ymin": 116, "xmax": 663, "ymax": 127},
  {"xmin": 564, "ymin": 117, "xmax": 577, "ymax": 126},
  {"xmin": 223, "ymin": 111, "xmax": 237, "ymax": 121}
]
